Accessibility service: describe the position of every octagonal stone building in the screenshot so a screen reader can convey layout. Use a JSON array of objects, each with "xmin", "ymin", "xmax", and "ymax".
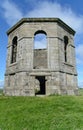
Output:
[{"xmin": 4, "ymin": 18, "xmax": 78, "ymax": 96}]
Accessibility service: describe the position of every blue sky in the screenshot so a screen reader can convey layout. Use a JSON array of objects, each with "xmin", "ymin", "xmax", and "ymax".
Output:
[{"xmin": 0, "ymin": 0, "xmax": 83, "ymax": 87}]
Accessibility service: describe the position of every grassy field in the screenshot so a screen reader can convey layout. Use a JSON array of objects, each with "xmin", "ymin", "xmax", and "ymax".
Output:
[
  {"xmin": 0, "ymin": 89, "xmax": 83, "ymax": 130},
  {"xmin": 79, "ymin": 88, "xmax": 83, "ymax": 96},
  {"xmin": 0, "ymin": 89, "xmax": 3, "ymax": 95}
]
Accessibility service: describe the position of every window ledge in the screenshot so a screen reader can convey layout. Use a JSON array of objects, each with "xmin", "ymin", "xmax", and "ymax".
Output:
[
  {"xmin": 64, "ymin": 62, "xmax": 74, "ymax": 67},
  {"xmin": 9, "ymin": 62, "xmax": 17, "ymax": 67}
]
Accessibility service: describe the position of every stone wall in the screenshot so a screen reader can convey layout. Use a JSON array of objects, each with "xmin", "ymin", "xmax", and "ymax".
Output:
[
  {"xmin": 4, "ymin": 18, "xmax": 78, "ymax": 96},
  {"xmin": 33, "ymin": 49, "xmax": 47, "ymax": 69}
]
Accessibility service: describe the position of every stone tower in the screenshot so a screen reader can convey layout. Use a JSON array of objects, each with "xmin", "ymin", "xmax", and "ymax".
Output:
[{"xmin": 4, "ymin": 18, "xmax": 78, "ymax": 96}]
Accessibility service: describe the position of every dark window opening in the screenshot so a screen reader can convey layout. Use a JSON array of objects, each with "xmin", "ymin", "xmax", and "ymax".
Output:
[
  {"xmin": 11, "ymin": 36, "xmax": 17, "ymax": 63},
  {"xmin": 35, "ymin": 76, "xmax": 46, "ymax": 95},
  {"xmin": 64, "ymin": 36, "xmax": 68, "ymax": 62}
]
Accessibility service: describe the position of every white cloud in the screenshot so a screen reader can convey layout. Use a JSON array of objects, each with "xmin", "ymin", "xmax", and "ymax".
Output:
[
  {"xmin": 1, "ymin": 0, "xmax": 23, "ymax": 26},
  {"xmin": 1, "ymin": 0, "xmax": 83, "ymax": 34},
  {"xmin": 34, "ymin": 40, "xmax": 47, "ymax": 49},
  {"xmin": 27, "ymin": 1, "xmax": 83, "ymax": 34},
  {"xmin": 76, "ymin": 44, "xmax": 83, "ymax": 57},
  {"xmin": 34, "ymin": 34, "xmax": 47, "ymax": 49},
  {"xmin": 76, "ymin": 58, "xmax": 83, "ymax": 65}
]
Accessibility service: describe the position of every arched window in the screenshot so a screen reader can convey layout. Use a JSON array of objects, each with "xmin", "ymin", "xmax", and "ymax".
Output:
[
  {"xmin": 34, "ymin": 30, "xmax": 47, "ymax": 49},
  {"xmin": 64, "ymin": 36, "xmax": 68, "ymax": 62},
  {"xmin": 11, "ymin": 36, "xmax": 17, "ymax": 63},
  {"xmin": 33, "ymin": 30, "xmax": 47, "ymax": 69}
]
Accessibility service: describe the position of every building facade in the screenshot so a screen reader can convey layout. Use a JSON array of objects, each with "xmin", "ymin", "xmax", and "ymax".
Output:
[{"xmin": 4, "ymin": 18, "xmax": 78, "ymax": 96}]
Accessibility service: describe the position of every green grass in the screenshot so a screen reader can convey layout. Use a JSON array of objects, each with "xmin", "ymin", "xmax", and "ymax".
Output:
[
  {"xmin": 79, "ymin": 88, "xmax": 83, "ymax": 96},
  {"xmin": 0, "ymin": 89, "xmax": 3, "ymax": 96},
  {"xmin": 0, "ymin": 94, "xmax": 83, "ymax": 130}
]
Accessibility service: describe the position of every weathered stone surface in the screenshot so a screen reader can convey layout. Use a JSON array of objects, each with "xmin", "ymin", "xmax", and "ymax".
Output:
[
  {"xmin": 33, "ymin": 49, "xmax": 47, "ymax": 69},
  {"xmin": 4, "ymin": 18, "xmax": 78, "ymax": 96}
]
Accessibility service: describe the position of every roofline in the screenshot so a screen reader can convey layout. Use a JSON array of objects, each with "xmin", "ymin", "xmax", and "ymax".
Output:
[{"xmin": 7, "ymin": 18, "xmax": 76, "ymax": 35}]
